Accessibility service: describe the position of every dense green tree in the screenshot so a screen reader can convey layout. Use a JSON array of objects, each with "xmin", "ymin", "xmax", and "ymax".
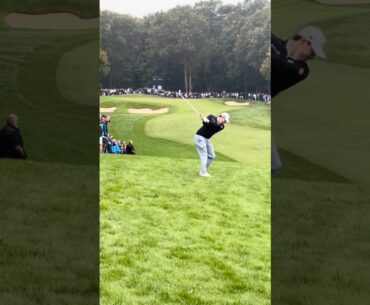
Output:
[
  {"xmin": 100, "ymin": 0, "xmax": 270, "ymax": 93},
  {"xmin": 99, "ymin": 49, "xmax": 110, "ymax": 81}
]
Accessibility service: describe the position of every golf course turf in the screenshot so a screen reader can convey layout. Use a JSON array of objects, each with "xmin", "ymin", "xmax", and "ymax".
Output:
[
  {"xmin": 0, "ymin": 4, "xmax": 99, "ymax": 304},
  {"xmin": 272, "ymin": 1, "xmax": 370, "ymax": 304},
  {"xmin": 100, "ymin": 95, "xmax": 271, "ymax": 305}
]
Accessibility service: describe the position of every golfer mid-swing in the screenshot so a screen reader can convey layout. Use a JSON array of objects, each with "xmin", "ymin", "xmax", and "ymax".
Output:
[{"xmin": 195, "ymin": 112, "xmax": 230, "ymax": 177}]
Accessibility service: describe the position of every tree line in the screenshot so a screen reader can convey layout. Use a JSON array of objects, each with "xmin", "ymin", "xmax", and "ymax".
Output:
[{"xmin": 100, "ymin": 0, "xmax": 270, "ymax": 94}]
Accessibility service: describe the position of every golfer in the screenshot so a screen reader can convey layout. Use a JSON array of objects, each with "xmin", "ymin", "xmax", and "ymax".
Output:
[
  {"xmin": 194, "ymin": 112, "xmax": 230, "ymax": 177},
  {"xmin": 271, "ymin": 26, "xmax": 326, "ymax": 173}
]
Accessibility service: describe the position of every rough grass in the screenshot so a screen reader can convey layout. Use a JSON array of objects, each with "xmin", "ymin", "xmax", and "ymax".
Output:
[
  {"xmin": 0, "ymin": 160, "xmax": 98, "ymax": 305},
  {"xmin": 272, "ymin": 177, "xmax": 370, "ymax": 305},
  {"xmin": 100, "ymin": 155, "xmax": 270, "ymax": 305},
  {"xmin": 100, "ymin": 95, "xmax": 271, "ymax": 305}
]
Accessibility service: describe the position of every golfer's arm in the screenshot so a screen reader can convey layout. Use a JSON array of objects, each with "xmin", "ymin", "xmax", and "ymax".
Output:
[
  {"xmin": 201, "ymin": 116, "xmax": 209, "ymax": 124},
  {"xmin": 272, "ymin": 55, "xmax": 309, "ymax": 79}
]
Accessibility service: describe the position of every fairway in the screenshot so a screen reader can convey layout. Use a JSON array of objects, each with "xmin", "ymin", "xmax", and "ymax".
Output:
[
  {"xmin": 272, "ymin": 1, "xmax": 370, "ymax": 304},
  {"xmin": 273, "ymin": 0, "xmax": 370, "ymax": 184},
  {"xmin": 100, "ymin": 95, "xmax": 271, "ymax": 305}
]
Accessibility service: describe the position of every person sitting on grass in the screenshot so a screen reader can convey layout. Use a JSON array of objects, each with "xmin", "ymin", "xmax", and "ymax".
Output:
[
  {"xmin": 113, "ymin": 139, "xmax": 121, "ymax": 154},
  {"xmin": 121, "ymin": 141, "xmax": 127, "ymax": 154},
  {"xmin": 0, "ymin": 114, "xmax": 27, "ymax": 160},
  {"xmin": 118, "ymin": 141, "xmax": 125, "ymax": 154},
  {"xmin": 126, "ymin": 140, "xmax": 135, "ymax": 155}
]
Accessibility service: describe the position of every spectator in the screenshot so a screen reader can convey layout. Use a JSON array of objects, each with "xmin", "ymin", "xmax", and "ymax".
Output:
[
  {"xmin": 0, "ymin": 114, "xmax": 27, "ymax": 159},
  {"xmin": 126, "ymin": 140, "xmax": 135, "ymax": 155},
  {"xmin": 99, "ymin": 115, "xmax": 108, "ymax": 153},
  {"xmin": 121, "ymin": 141, "xmax": 127, "ymax": 154},
  {"xmin": 118, "ymin": 141, "xmax": 126, "ymax": 154},
  {"xmin": 112, "ymin": 139, "xmax": 121, "ymax": 154}
]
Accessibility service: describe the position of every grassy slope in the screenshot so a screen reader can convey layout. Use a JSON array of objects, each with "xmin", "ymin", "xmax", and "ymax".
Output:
[
  {"xmin": 100, "ymin": 155, "xmax": 270, "ymax": 305},
  {"xmin": 57, "ymin": 40, "xmax": 99, "ymax": 106},
  {"xmin": 0, "ymin": 6, "xmax": 99, "ymax": 305},
  {"xmin": 273, "ymin": 178, "xmax": 370, "ymax": 305},
  {"xmin": 0, "ymin": 160, "xmax": 98, "ymax": 305},
  {"xmin": 272, "ymin": 1, "xmax": 370, "ymax": 304},
  {"xmin": 0, "ymin": 26, "xmax": 98, "ymax": 164},
  {"xmin": 272, "ymin": 0, "xmax": 370, "ymax": 184},
  {"xmin": 100, "ymin": 95, "xmax": 271, "ymax": 305}
]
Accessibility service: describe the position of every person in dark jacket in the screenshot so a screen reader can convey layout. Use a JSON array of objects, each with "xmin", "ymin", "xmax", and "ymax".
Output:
[
  {"xmin": 194, "ymin": 112, "xmax": 230, "ymax": 177},
  {"xmin": 126, "ymin": 140, "xmax": 135, "ymax": 155},
  {"xmin": 0, "ymin": 114, "xmax": 27, "ymax": 159},
  {"xmin": 271, "ymin": 26, "xmax": 326, "ymax": 173}
]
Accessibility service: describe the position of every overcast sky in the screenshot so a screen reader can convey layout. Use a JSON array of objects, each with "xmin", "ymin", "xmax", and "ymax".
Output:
[{"xmin": 101, "ymin": 0, "xmax": 243, "ymax": 17}]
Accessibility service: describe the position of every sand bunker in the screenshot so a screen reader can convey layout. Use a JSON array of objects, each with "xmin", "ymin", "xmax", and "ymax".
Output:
[
  {"xmin": 317, "ymin": 0, "xmax": 370, "ymax": 3},
  {"xmin": 5, "ymin": 13, "xmax": 98, "ymax": 30},
  {"xmin": 100, "ymin": 107, "xmax": 117, "ymax": 113},
  {"xmin": 128, "ymin": 108, "xmax": 169, "ymax": 114},
  {"xmin": 225, "ymin": 101, "xmax": 250, "ymax": 106}
]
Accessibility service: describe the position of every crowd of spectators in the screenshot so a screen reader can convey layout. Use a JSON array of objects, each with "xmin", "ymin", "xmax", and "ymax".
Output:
[
  {"xmin": 100, "ymin": 88, "xmax": 271, "ymax": 104},
  {"xmin": 99, "ymin": 114, "xmax": 135, "ymax": 155}
]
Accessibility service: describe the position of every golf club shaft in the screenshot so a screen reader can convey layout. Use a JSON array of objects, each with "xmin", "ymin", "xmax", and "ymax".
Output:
[{"xmin": 179, "ymin": 94, "xmax": 201, "ymax": 116}]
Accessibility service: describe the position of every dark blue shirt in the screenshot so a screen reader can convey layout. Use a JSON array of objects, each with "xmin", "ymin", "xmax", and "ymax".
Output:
[
  {"xmin": 271, "ymin": 34, "xmax": 310, "ymax": 97},
  {"xmin": 0, "ymin": 124, "xmax": 27, "ymax": 159},
  {"xmin": 99, "ymin": 121, "xmax": 107, "ymax": 137},
  {"xmin": 196, "ymin": 115, "xmax": 224, "ymax": 139}
]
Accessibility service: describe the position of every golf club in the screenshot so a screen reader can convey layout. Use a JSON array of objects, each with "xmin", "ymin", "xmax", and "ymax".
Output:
[{"xmin": 179, "ymin": 93, "xmax": 201, "ymax": 117}]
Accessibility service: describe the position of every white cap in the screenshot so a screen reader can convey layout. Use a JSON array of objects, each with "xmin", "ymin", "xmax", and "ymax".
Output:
[
  {"xmin": 298, "ymin": 26, "xmax": 327, "ymax": 59},
  {"xmin": 221, "ymin": 112, "xmax": 230, "ymax": 123}
]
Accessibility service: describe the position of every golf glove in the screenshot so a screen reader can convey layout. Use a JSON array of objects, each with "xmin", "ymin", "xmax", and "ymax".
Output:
[{"xmin": 203, "ymin": 117, "xmax": 210, "ymax": 123}]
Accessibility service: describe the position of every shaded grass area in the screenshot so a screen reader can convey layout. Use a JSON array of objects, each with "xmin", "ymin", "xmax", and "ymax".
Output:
[
  {"xmin": 272, "ymin": 0, "xmax": 367, "ymax": 36},
  {"xmin": 0, "ymin": 25, "xmax": 98, "ymax": 164},
  {"xmin": 0, "ymin": 6, "xmax": 99, "ymax": 305},
  {"xmin": 273, "ymin": 149, "xmax": 351, "ymax": 183},
  {"xmin": 57, "ymin": 40, "xmax": 99, "ymax": 106},
  {"xmin": 0, "ymin": 160, "xmax": 98, "ymax": 304},
  {"xmin": 17, "ymin": 30, "xmax": 98, "ymax": 164},
  {"xmin": 272, "ymin": 0, "xmax": 370, "ymax": 184},
  {"xmin": 273, "ymin": 1, "xmax": 370, "ymax": 304},
  {"xmin": 272, "ymin": 178, "xmax": 370, "ymax": 305},
  {"xmin": 315, "ymin": 11, "xmax": 370, "ymax": 68},
  {"xmin": 100, "ymin": 155, "xmax": 270, "ymax": 305}
]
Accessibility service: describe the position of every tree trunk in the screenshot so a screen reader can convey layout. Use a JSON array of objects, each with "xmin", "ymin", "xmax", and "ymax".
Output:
[
  {"xmin": 244, "ymin": 72, "xmax": 247, "ymax": 96},
  {"xmin": 184, "ymin": 64, "xmax": 188, "ymax": 95},
  {"xmin": 189, "ymin": 65, "xmax": 192, "ymax": 95}
]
